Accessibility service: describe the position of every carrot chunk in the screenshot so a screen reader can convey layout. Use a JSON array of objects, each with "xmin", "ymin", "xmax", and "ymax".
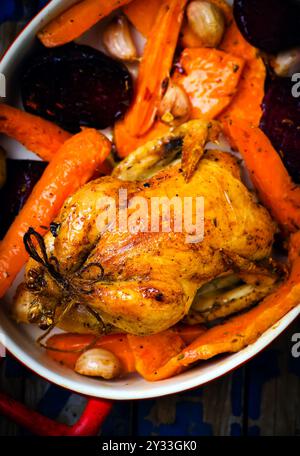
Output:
[
  {"xmin": 174, "ymin": 324, "xmax": 207, "ymax": 344},
  {"xmin": 173, "ymin": 48, "xmax": 245, "ymax": 120},
  {"xmin": 127, "ymin": 330, "xmax": 185, "ymax": 380}
]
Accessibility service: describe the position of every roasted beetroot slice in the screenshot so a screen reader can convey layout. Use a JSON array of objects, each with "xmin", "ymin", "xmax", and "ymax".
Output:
[
  {"xmin": 21, "ymin": 43, "xmax": 133, "ymax": 133},
  {"xmin": 0, "ymin": 160, "xmax": 47, "ymax": 238},
  {"xmin": 260, "ymin": 77, "xmax": 300, "ymax": 183},
  {"xmin": 233, "ymin": 0, "xmax": 300, "ymax": 53}
]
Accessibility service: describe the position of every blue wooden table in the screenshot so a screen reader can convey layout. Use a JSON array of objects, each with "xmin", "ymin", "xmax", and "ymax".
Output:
[{"xmin": 0, "ymin": 0, "xmax": 300, "ymax": 437}]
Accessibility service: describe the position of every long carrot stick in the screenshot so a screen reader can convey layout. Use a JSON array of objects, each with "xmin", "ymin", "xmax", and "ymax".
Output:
[
  {"xmin": 219, "ymin": 21, "xmax": 266, "ymax": 130},
  {"xmin": 38, "ymin": 0, "xmax": 133, "ymax": 48},
  {"xmin": 0, "ymin": 104, "xmax": 112, "ymax": 174},
  {"xmin": 0, "ymin": 129, "xmax": 111, "ymax": 297},
  {"xmin": 226, "ymin": 118, "xmax": 300, "ymax": 233},
  {"xmin": 121, "ymin": 0, "xmax": 188, "ymax": 138},
  {"xmin": 0, "ymin": 104, "xmax": 71, "ymax": 161}
]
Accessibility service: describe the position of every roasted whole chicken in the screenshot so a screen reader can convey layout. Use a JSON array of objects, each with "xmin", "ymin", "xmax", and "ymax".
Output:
[{"xmin": 14, "ymin": 121, "xmax": 278, "ymax": 336}]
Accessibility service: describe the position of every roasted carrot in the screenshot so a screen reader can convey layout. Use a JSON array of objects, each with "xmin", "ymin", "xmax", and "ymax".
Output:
[
  {"xmin": 0, "ymin": 129, "xmax": 111, "ymax": 297},
  {"xmin": 174, "ymin": 324, "xmax": 206, "ymax": 344},
  {"xmin": 124, "ymin": 0, "xmax": 204, "ymax": 49},
  {"xmin": 0, "ymin": 104, "xmax": 112, "ymax": 173},
  {"xmin": 0, "ymin": 103, "xmax": 71, "ymax": 161},
  {"xmin": 219, "ymin": 57, "xmax": 266, "ymax": 133},
  {"xmin": 173, "ymin": 48, "xmax": 245, "ymax": 120},
  {"xmin": 38, "ymin": 0, "xmax": 133, "ymax": 48},
  {"xmin": 114, "ymin": 119, "xmax": 170, "ymax": 157},
  {"xmin": 47, "ymin": 333, "xmax": 136, "ymax": 374},
  {"xmin": 221, "ymin": 19, "xmax": 257, "ymax": 61},
  {"xmin": 127, "ymin": 330, "xmax": 185, "ymax": 380},
  {"xmin": 219, "ymin": 21, "xmax": 266, "ymax": 130},
  {"xmin": 226, "ymin": 118, "xmax": 300, "ymax": 233},
  {"xmin": 120, "ymin": 0, "xmax": 188, "ymax": 138},
  {"xmin": 123, "ymin": 0, "xmax": 161, "ymax": 37}
]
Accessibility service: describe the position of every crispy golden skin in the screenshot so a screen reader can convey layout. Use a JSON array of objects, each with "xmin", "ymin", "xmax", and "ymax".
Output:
[{"xmin": 15, "ymin": 146, "xmax": 276, "ymax": 335}]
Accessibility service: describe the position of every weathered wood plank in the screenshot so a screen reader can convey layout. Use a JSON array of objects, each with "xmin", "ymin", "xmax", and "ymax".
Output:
[
  {"xmin": 134, "ymin": 369, "xmax": 245, "ymax": 436},
  {"xmin": 246, "ymin": 320, "xmax": 300, "ymax": 436}
]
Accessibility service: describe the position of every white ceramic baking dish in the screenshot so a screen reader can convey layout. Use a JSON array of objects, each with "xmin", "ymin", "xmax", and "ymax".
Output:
[{"xmin": 0, "ymin": 0, "xmax": 299, "ymax": 400}]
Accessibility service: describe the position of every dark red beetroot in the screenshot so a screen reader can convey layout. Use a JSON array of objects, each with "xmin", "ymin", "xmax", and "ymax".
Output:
[
  {"xmin": 234, "ymin": 0, "xmax": 300, "ymax": 53},
  {"xmin": 0, "ymin": 160, "xmax": 47, "ymax": 238},
  {"xmin": 260, "ymin": 77, "xmax": 300, "ymax": 183},
  {"xmin": 21, "ymin": 43, "xmax": 133, "ymax": 133}
]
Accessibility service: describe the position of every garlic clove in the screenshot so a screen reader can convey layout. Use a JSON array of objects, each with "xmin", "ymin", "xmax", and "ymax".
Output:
[
  {"xmin": 11, "ymin": 284, "xmax": 32, "ymax": 323},
  {"xmin": 75, "ymin": 348, "xmax": 122, "ymax": 380},
  {"xmin": 187, "ymin": 1, "xmax": 225, "ymax": 48},
  {"xmin": 158, "ymin": 82, "xmax": 190, "ymax": 125},
  {"xmin": 102, "ymin": 15, "xmax": 138, "ymax": 62},
  {"xmin": 271, "ymin": 48, "xmax": 300, "ymax": 77}
]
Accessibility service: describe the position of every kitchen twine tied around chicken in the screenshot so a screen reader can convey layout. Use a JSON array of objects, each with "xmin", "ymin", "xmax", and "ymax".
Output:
[{"xmin": 23, "ymin": 227, "xmax": 108, "ymax": 352}]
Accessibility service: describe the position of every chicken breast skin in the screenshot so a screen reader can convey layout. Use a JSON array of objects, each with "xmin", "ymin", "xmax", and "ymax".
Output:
[{"xmin": 19, "ymin": 150, "xmax": 276, "ymax": 335}]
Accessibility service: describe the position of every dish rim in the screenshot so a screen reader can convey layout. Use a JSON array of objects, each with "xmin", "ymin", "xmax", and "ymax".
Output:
[{"xmin": 0, "ymin": 0, "xmax": 299, "ymax": 400}]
